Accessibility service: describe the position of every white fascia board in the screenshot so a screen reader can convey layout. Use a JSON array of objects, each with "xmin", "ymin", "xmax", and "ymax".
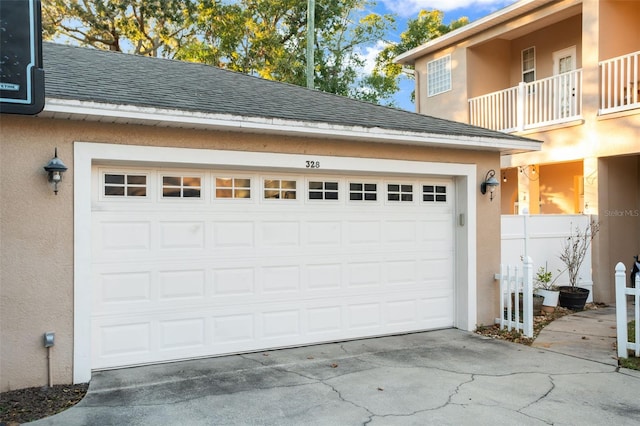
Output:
[{"xmin": 43, "ymin": 98, "xmax": 541, "ymax": 153}]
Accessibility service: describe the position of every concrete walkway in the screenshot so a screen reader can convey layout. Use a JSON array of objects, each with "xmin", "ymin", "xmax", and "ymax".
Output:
[
  {"xmin": 30, "ymin": 311, "xmax": 640, "ymax": 426},
  {"xmin": 532, "ymin": 304, "xmax": 622, "ymax": 365}
]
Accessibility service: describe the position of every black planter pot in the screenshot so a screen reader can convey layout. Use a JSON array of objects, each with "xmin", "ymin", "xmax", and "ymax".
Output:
[{"xmin": 558, "ymin": 286, "xmax": 590, "ymax": 310}]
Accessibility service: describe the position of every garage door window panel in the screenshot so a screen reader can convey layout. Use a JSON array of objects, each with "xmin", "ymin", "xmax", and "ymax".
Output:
[
  {"xmin": 422, "ymin": 185, "xmax": 448, "ymax": 203},
  {"xmin": 104, "ymin": 173, "xmax": 148, "ymax": 198},
  {"xmin": 162, "ymin": 175, "xmax": 202, "ymax": 198},
  {"xmin": 264, "ymin": 179, "xmax": 297, "ymax": 200},
  {"xmin": 308, "ymin": 181, "xmax": 339, "ymax": 201},
  {"xmin": 215, "ymin": 177, "xmax": 252, "ymax": 199},
  {"xmin": 349, "ymin": 182, "xmax": 377, "ymax": 201},
  {"xmin": 387, "ymin": 184, "xmax": 413, "ymax": 202}
]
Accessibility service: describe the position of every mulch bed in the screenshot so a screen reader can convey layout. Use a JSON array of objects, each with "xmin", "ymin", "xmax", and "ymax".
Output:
[
  {"xmin": 0, "ymin": 383, "xmax": 88, "ymax": 425},
  {"xmin": 475, "ymin": 304, "xmax": 603, "ymax": 345}
]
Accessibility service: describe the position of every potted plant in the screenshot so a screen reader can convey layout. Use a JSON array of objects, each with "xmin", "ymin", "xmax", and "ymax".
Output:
[
  {"xmin": 557, "ymin": 220, "xmax": 600, "ymax": 310},
  {"xmin": 534, "ymin": 264, "xmax": 558, "ymax": 313}
]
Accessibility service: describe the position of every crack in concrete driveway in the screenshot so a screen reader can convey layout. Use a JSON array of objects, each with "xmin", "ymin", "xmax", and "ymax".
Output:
[{"xmin": 29, "ymin": 329, "xmax": 640, "ymax": 426}]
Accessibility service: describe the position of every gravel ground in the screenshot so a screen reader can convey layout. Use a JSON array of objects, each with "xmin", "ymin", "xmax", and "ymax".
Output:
[{"xmin": 0, "ymin": 384, "xmax": 88, "ymax": 425}]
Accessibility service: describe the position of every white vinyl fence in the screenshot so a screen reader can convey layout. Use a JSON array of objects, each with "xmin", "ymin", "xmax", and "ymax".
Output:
[
  {"xmin": 501, "ymin": 214, "xmax": 593, "ymax": 302},
  {"xmin": 615, "ymin": 262, "xmax": 640, "ymax": 359},
  {"xmin": 495, "ymin": 256, "xmax": 534, "ymax": 338}
]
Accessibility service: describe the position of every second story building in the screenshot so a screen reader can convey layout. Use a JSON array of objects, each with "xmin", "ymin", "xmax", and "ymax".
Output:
[{"xmin": 396, "ymin": 0, "xmax": 639, "ymax": 302}]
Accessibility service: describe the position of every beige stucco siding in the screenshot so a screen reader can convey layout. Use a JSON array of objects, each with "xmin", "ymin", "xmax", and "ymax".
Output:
[
  {"xmin": 599, "ymin": 0, "xmax": 640, "ymax": 61},
  {"xmin": 415, "ymin": 47, "xmax": 469, "ymax": 123},
  {"xmin": 503, "ymin": 113, "xmax": 640, "ymax": 167},
  {"xmin": 0, "ymin": 115, "xmax": 501, "ymax": 391},
  {"xmin": 467, "ymin": 39, "xmax": 512, "ymax": 99}
]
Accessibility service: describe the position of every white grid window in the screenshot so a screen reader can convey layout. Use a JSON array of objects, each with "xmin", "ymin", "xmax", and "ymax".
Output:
[
  {"xmin": 162, "ymin": 176, "xmax": 201, "ymax": 198},
  {"xmin": 423, "ymin": 185, "xmax": 447, "ymax": 203},
  {"xmin": 349, "ymin": 183, "xmax": 377, "ymax": 201},
  {"xmin": 264, "ymin": 179, "xmax": 297, "ymax": 200},
  {"xmin": 387, "ymin": 184, "xmax": 413, "ymax": 202},
  {"xmin": 522, "ymin": 47, "xmax": 535, "ymax": 83},
  {"xmin": 216, "ymin": 177, "xmax": 251, "ymax": 199},
  {"xmin": 427, "ymin": 55, "xmax": 451, "ymax": 97},
  {"xmin": 104, "ymin": 173, "xmax": 147, "ymax": 197},
  {"xmin": 309, "ymin": 181, "xmax": 339, "ymax": 200}
]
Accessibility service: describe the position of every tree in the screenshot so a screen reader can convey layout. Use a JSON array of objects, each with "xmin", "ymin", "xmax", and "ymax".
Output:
[
  {"xmin": 371, "ymin": 10, "xmax": 469, "ymax": 103},
  {"xmin": 41, "ymin": 1, "xmax": 465, "ymax": 106},
  {"xmin": 42, "ymin": 0, "xmax": 198, "ymax": 57},
  {"xmin": 177, "ymin": 0, "xmax": 395, "ymax": 101},
  {"xmin": 313, "ymin": 3, "xmax": 394, "ymax": 100}
]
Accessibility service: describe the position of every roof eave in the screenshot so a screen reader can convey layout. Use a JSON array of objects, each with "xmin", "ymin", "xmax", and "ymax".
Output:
[{"xmin": 40, "ymin": 98, "xmax": 541, "ymax": 154}]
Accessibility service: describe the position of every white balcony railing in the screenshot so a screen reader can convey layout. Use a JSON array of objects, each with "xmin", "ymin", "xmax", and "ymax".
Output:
[
  {"xmin": 600, "ymin": 50, "xmax": 640, "ymax": 115},
  {"xmin": 469, "ymin": 69, "xmax": 583, "ymax": 132}
]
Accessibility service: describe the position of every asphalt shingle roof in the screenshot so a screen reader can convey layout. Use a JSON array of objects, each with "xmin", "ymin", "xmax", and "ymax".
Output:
[{"xmin": 43, "ymin": 42, "xmax": 533, "ymax": 144}]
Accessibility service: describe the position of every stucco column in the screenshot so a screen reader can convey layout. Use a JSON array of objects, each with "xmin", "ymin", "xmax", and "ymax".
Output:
[{"xmin": 582, "ymin": 0, "xmax": 600, "ymax": 119}]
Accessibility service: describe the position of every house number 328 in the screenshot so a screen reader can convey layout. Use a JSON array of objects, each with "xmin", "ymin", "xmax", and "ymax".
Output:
[{"xmin": 306, "ymin": 160, "xmax": 320, "ymax": 169}]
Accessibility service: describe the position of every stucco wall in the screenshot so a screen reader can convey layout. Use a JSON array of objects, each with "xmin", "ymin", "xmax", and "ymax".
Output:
[
  {"xmin": 500, "ymin": 168, "xmax": 519, "ymax": 215},
  {"xmin": 503, "ymin": 113, "xmax": 640, "ymax": 168},
  {"xmin": 539, "ymin": 161, "xmax": 584, "ymax": 214},
  {"xmin": 415, "ymin": 47, "xmax": 469, "ymax": 123},
  {"xmin": 509, "ymin": 15, "xmax": 582, "ymax": 84},
  {"xmin": 593, "ymin": 155, "xmax": 640, "ymax": 303},
  {"xmin": 599, "ymin": 0, "xmax": 640, "ymax": 61},
  {"xmin": 0, "ymin": 115, "xmax": 502, "ymax": 391},
  {"xmin": 467, "ymin": 39, "xmax": 511, "ymax": 99}
]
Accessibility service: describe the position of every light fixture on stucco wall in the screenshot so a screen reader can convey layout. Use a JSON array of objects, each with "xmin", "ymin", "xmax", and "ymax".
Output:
[
  {"xmin": 43, "ymin": 148, "xmax": 68, "ymax": 195},
  {"xmin": 481, "ymin": 169, "xmax": 500, "ymax": 201}
]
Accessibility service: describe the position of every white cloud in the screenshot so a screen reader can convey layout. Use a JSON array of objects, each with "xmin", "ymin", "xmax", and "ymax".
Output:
[
  {"xmin": 380, "ymin": 0, "xmax": 515, "ymax": 18},
  {"xmin": 360, "ymin": 40, "xmax": 388, "ymax": 75}
]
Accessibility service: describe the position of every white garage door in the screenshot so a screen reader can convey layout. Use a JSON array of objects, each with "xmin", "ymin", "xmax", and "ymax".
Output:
[{"xmin": 91, "ymin": 166, "xmax": 455, "ymax": 369}]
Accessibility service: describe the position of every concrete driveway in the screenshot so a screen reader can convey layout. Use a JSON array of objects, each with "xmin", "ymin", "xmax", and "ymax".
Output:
[{"xmin": 31, "ymin": 329, "xmax": 640, "ymax": 425}]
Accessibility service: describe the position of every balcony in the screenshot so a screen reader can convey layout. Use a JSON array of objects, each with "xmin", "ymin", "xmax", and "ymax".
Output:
[
  {"xmin": 468, "ymin": 51, "xmax": 640, "ymax": 133},
  {"xmin": 468, "ymin": 69, "xmax": 582, "ymax": 133},
  {"xmin": 600, "ymin": 50, "xmax": 640, "ymax": 115}
]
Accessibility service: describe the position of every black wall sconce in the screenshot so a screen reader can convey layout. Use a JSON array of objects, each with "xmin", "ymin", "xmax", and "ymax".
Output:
[
  {"xmin": 43, "ymin": 148, "xmax": 68, "ymax": 195},
  {"xmin": 480, "ymin": 169, "xmax": 500, "ymax": 201}
]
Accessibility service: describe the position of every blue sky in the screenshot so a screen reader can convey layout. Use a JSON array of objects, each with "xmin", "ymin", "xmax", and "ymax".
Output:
[{"xmin": 368, "ymin": 0, "xmax": 518, "ymax": 110}]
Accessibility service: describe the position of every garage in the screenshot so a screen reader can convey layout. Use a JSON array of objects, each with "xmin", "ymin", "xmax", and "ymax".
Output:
[
  {"xmin": 90, "ymin": 163, "xmax": 455, "ymax": 369},
  {"xmin": 3, "ymin": 42, "xmax": 543, "ymax": 391}
]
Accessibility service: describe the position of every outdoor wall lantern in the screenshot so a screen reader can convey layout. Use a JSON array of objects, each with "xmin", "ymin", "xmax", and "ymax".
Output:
[
  {"xmin": 43, "ymin": 148, "xmax": 68, "ymax": 195},
  {"xmin": 480, "ymin": 169, "xmax": 500, "ymax": 201}
]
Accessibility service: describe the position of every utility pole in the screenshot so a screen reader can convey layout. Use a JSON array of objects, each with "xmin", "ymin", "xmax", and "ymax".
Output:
[{"xmin": 306, "ymin": 0, "xmax": 315, "ymax": 89}]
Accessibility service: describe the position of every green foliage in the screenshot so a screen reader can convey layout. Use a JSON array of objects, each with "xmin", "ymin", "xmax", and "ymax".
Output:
[
  {"xmin": 42, "ymin": 0, "xmax": 198, "ymax": 56},
  {"xmin": 371, "ymin": 10, "xmax": 469, "ymax": 101},
  {"xmin": 534, "ymin": 265, "xmax": 554, "ymax": 290},
  {"xmin": 42, "ymin": 1, "xmax": 468, "ymax": 104}
]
